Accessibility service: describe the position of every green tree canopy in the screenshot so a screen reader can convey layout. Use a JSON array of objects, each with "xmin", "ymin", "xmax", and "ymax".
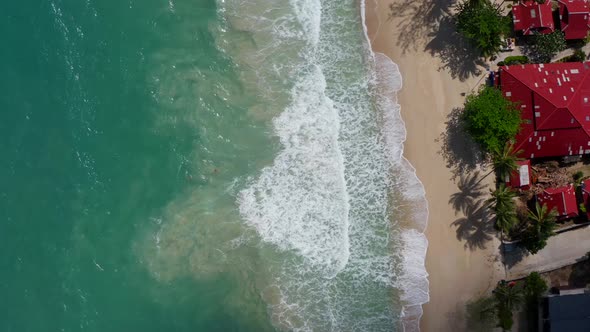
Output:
[
  {"xmin": 488, "ymin": 184, "xmax": 518, "ymax": 234},
  {"xmin": 455, "ymin": 0, "xmax": 511, "ymax": 58},
  {"xmin": 522, "ymin": 202, "xmax": 557, "ymax": 254},
  {"xmin": 527, "ymin": 31, "xmax": 567, "ymax": 63},
  {"xmin": 493, "ymin": 281, "xmax": 524, "ymax": 331},
  {"xmin": 492, "ymin": 143, "xmax": 523, "ymax": 182},
  {"xmin": 524, "ymin": 272, "xmax": 548, "ymax": 299},
  {"xmin": 462, "ymin": 87, "xmax": 522, "ymax": 153}
]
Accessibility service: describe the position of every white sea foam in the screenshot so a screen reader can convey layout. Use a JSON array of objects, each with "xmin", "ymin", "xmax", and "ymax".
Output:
[
  {"xmin": 238, "ymin": 66, "xmax": 351, "ymax": 278},
  {"xmin": 218, "ymin": 0, "xmax": 430, "ymax": 330},
  {"xmin": 364, "ymin": 19, "xmax": 430, "ymax": 332}
]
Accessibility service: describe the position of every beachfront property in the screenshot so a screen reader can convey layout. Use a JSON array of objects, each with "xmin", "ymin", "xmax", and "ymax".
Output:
[
  {"xmin": 505, "ymin": 160, "xmax": 533, "ymax": 189},
  {"xmin": 497, "ymin": 62, "xmax": 590, "ymax": 160},
  {"xmin": 512, "ymin": 0, "xmax": 590, "ymax": 40},
  {"xmin": 537, "ymin": 184, "xmax": 579, "ymax": 219},
  {"xmin": 512, "ymin": 0, "xmax": 555, "ymax": 36},
  {"xmin": 540, "ymin": 288, "xmax": 590, "ymax": 331},
  {"xmin": 559, "ymin": 0, "xmax": 590, "ymax": 40},
  {"xmin": 496, "ymin": 61, "xmax": 590, "ymax": 220}
]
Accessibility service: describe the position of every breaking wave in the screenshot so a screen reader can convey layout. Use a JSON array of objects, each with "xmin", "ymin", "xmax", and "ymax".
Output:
[{"xmin": 225, "ymin": 0, "xmax": 429, "ymax": 330}]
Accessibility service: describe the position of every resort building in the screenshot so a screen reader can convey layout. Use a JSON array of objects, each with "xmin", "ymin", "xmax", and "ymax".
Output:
[
  {"xmin": 512, "ymin": 0, "xmax": 555, "ymax": 36},
  {"xmin": 498, "ymin": 62, "xmax": 590, "ymax": 159},
  {"xmin": 540, "ymin": 288, "xmax": 590, "ymax": 331},
  {"xmin": 558, "ymin": 0, "xmax": 590, "ymax": 40},
  {"xmin": 511, "ymin": 0, "xmax": 590, "ymax": 40},
  {"xmin": 505, "ymin": 160, "xmax": 533, "ymax": 189},
  {"xmin": 536, "ymin": 184, "xmax": 579, "ymax": 219}
]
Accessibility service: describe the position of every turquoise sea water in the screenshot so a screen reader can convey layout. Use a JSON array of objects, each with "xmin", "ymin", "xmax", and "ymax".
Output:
[{"xmin": 1, "ymin": 0, "xmax": 428, "ymax": 331}]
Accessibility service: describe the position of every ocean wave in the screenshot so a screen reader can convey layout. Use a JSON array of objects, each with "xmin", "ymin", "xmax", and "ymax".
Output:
[
  {"xmin": 362, "ymin": 6, "xmax": 430, "ymax": 330},
  {"xmin": 218, "ymin": 0, "xmax": 430, "ymax": 330},
  {"xmin": 238, "ymin": 65, "xmax": 351, "ymax": 278}
]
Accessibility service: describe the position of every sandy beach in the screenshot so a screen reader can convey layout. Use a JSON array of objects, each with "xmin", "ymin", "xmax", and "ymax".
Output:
[{"xmin": 364, "ymin": 0, "xmax": 505, "ymax": 330}]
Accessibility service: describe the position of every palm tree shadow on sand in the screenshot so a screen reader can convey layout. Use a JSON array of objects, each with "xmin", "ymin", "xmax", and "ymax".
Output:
[
  {"xmin": 449, "ymin": 171, "xmax": 488, "ymax": 215},
  {"xmin": 387, "ymin": 0, "xmax": 485, "ymax": 81},
  {"xmin": 451, "ymin": 198, "xmax": 496, "ymax": 251},
  {"xmin": 387, "ymin": 0, "xmax": 455, "ymax": 52},
  {"xmin": 437, "ymin": 107, "xmax": 487, "ymax": 180},
  {"xmin": 424, "ymin": 15, "xmax": 486, "ymax": 81}
]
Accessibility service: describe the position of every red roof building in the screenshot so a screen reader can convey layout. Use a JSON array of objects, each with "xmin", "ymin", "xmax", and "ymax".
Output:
[
  {"xmin": 537, "ymin": 184, "xmax": 579, "ymax": 219},
  {"xmin": 558, "ymin": 0, "xmax": 590, "ymax": 40},
  {"xmin": 505, "ymin": 160, "xmax": 533, "ymax": 189},
  {"xmin": 499, "ymin": 62, "xmax": 590, "ymax": 159},
  {"xmin": 513, "ymin": 0, "xmax": 555, "ymax": 35}
]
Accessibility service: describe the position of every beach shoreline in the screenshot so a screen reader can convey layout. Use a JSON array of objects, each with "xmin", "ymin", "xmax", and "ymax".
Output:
[{"xmin": 363, "ymin": 0, "xmax": 505, "ymax": 330}]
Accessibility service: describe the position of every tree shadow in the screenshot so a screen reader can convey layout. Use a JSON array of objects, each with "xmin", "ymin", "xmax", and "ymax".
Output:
[
  {"xmin": 388, "ymin": 0, "xmax": 456, "ymax": 53},
  {"xmin": 567, "ymin": 257, "xmax": 590, "ymax": 288},
  {"xmin": 451, "ymin": 198, "xmax": 496, "ymax": 251},
  {"xmin": 502, "ymin": 243, "xmax": 529, "ymax": 270},
  {"xmin": 425, "ymin": 16, "xmax": 486, "ymax": 81},
  {"xmin": 465, "ymin": 296, "xmax": 496, "ymax": 332},
  {"xmin": 437, "ymin": 107, "xmax": 487, "ymax": 180},
  {"xmin": 449, "ymin": 171, "xmax": 488, "ymax": 215},
  {"xmin": 444, "ymin": 303, "xmax": 467, "ymax": 331}
]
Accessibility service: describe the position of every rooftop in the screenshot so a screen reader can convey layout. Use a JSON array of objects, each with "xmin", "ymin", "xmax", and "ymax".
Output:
[
  {"xmin": 558, "ymin": 0, "xmax": 590, "ymax": 40},
  {"xmin": 536, "ymin": 184, "xmax": 578, "ymax": 219},
  {"xmin": 499, "ymin": 62, "xmax": 590, "ymax": 159},
  {"xmin": 542, "ymin": 291, "xmax": 590, "ymax": 331},
  {"xmin": 513, "ymin": 0, "xmax": 555, "ymax": 35}
]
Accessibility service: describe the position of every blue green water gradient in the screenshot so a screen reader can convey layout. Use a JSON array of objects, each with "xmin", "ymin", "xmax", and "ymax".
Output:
[
  {"xmin": 0, "ymin": 0, "xmax": 430, "ymax": 330},
  {"xmin": 1, "ymin": 0, "xmax": 272, "ymax": 330}
]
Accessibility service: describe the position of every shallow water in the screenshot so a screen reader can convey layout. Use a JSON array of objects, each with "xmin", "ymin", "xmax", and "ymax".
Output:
[{"xmin": 0, "ymin": 0, "xmax": 428, "ymax": 331}]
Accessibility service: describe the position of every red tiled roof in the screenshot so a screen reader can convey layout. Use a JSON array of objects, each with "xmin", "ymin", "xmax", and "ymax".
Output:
[
  {"xmin": 513, "ymin": 0, "xmax": 555, "ymax": 35},
  {"xmin": 558, "ymin": 0, "xmax": 590, "ymax": 40},
  {"xmin": 506, "ymin": 160, "xmax": 532, "ymax": 189},
  {"xmin": 537, "ymin": 184, "xmax": 579, "ymax": 219},
  {"xmin": 499, "ymin": 62, "xmax": 590, "ymax": 159}
]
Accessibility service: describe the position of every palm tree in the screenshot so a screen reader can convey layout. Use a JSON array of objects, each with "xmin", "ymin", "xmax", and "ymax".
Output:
[
  {"xmin": 493, "ymin": 281, "xmax": 524, "ymax": 331},
  {"xmin": 468, "ymin": 0, "xmax": 490, "ymax": 7},
  {"xmin": 495, "ymin": 203, "xmax": 519, "ymax": 236},
  {"xmin": 494, "ymin": 281, "xmax": 524, "ymax": 312},
  {"xmin": 523, "ymin": 202, "xmax": 558, "ymax": 254},
  {"xmin": 488, "ymin": 184, "xmax": 516, "ymax": 209},
  {"xmin": 491, "ymin": 143, "xmax": 523, "ymax": 182},
  {"xmin": 488, "ymin": 184, "xmax": 518, "ymax": 235},
  {"xmin": 528, "ymin": 202, "xmax": 557, "ymax": 232}
]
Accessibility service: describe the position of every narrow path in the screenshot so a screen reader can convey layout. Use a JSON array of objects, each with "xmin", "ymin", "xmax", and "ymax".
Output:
[{"xmin": 506, "ymin": 225, "xmax": 590, "ymax": 279}]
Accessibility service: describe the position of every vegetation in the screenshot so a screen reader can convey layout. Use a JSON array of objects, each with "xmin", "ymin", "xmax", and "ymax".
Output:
[
  {"xmin": 523, "ymin": 272, "xmax": 548, "ymax": 332},
  {"xmin": 493, "ymin": 281, "xmax": 524, "ymax": 331},
  {"xmin": 521, "ymin": 202, "xmax": 557, "ymax": 254},
  {"xmin": 492, "ymin": 143, "xmax": 523, "ymax": 181},
  {"xmin": 574, "ymin": 171, "xmax": 588, "ymax": 215},
  {"xmin": 574, "ymin": 171, "xmax": 585, "ymax": 183},
  {"xmin": 466, "ymin": 297, "xmax": 497, "ymax": 331},
  {"xmin": 527, "ymin": 31, "xmax": 567, "ymax": 63},
  {"xmin": 571, "ymin": 49, "xmax": 587, "ymax": 62},
  {"xmin": 472, "ymin": 276, "xmax": 545, "ymax": 332},
  {"xmin": 455, "ymin": 0, "xmax": 511, "ymax": 58},
  {"xmin": 557, "ymin": 49, "xmax": 588, "ymax": 63},
  {"xmin": 503, "ymin": 55, "xmax": 529, "ymax": 66},
  {"xmin": 524, "ymin": 272, "xmax": 548, "ymax": 299},
  {"xmin": 488, "ymin": 184, "xmax": 518, "ymax": 235},
  {"xmin": 462, "ymin": 86, "xmax": 521, "ymax": 153}
]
